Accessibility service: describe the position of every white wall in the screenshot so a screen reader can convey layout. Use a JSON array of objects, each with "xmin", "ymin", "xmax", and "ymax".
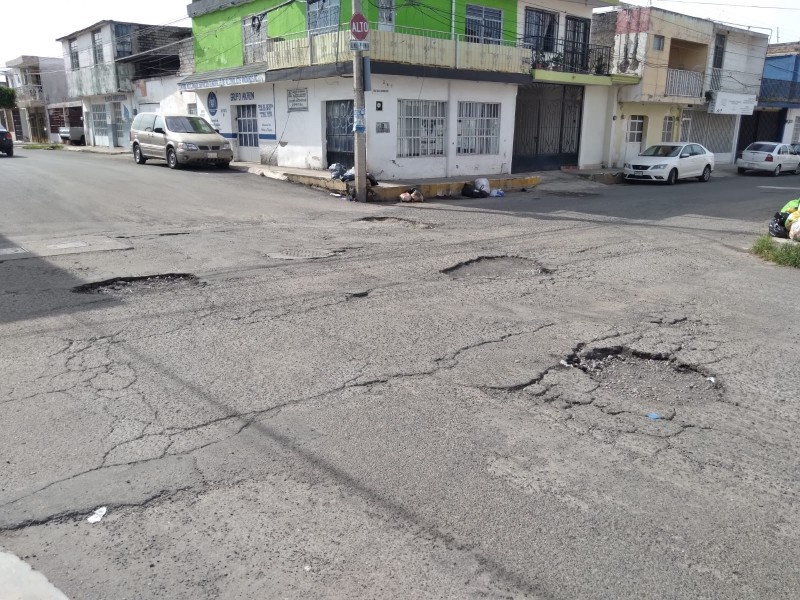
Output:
[
  {"xmin": 194, "ymin": 75, "xmax": 517, "ymax": 179},
  {"xmin": 784, "ymin": 108, "xmax": 800, "ymax": 144},
  {"xmin": 579, "ymin": 85, "xmax": 611, "ymax": 168},
  {"xmin": 133, "ymin": 75, "xmax": 196, "ymax": 115}
]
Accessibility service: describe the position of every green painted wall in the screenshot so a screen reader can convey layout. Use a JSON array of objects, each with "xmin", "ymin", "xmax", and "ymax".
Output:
[
  {"xmin": 193, "ymin": 0, "xmax": 518, "ymax": 73},
  {"xmin": 193, "ymin": 0, "xmax": 308, "ymax": 72}
]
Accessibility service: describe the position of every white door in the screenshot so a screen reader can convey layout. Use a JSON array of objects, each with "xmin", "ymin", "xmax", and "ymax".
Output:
[
  {"xmin": 235, "ymin": 104, "xmax": 260, "ymax": 162},
  {"xmin": 378, "ymin": 0, "xmax": 395, "ymax": 31},
  {"xmin": 91, "ymin": 104, "xmax": 109, "ymax": 147},
  {"xmin": 624, "ymin": 115, "xmax": 646, "ymax": 165}
]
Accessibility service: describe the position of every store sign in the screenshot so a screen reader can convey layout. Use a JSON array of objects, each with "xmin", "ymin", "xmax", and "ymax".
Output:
[
  {"xmin": 708, "ymin": 92, "xmax": 757, "ymax": 115},
  {"xmin": 258, "ymin": 103, "xmax": 276, "ymax": 138},
  {"xmin": 207, "ymin": 92, "xmax": 218, "ymax": 116},
  {"xmin": 179, "ymin": 72, "xmax": 266, "ymax": 92},
  {"xmin": 287, "ymin": 89, "xmax": 308, "ymax": 112}
]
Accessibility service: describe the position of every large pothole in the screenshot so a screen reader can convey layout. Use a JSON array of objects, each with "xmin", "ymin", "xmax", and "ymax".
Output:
[
  {"xmin": 73, "ymin": 274, "xmax": 199, "ymax": 295},
  {"xmin": 564, "ymin": 347, "xmax": 720, "ymax": 419},
  {"xmin": 354, "ymin": 216, "xmax": 433, "ymax": 229},
  {"xmin": 442, "ymin": 255, "xmax": 552, "ymax": 278}
]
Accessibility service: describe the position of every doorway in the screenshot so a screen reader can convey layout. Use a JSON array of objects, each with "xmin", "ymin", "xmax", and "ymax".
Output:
[{"xmin": 325, "ymin": 100, "xmax": 354, "ymax": 168}]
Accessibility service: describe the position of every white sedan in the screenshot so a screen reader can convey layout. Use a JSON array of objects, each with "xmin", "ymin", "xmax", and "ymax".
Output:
[
  {"xmin": 623, "ymin": 143, "xmax": 715, "ymax": 184},
  {"xmin": 736, "ymin": 142, "xmax": 800, "ymax": 176}
]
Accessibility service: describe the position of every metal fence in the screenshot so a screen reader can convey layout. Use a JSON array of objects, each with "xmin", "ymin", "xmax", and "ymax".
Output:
[{"xmin": 666, "ymin": 69, "xmax": 704, "ymax": 97}]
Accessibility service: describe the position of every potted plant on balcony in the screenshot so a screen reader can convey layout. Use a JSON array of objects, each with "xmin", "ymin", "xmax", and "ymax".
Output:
[
  {"xmin": 549, "ymin": 53, "xmax": 563, "ymax": 71},
  {"xmin": 533, "ymin": 51, "xmax": 548, "ymax": 70},
  {"xmin": 593, "ymin": 57, "xmax": 607, "ymax": 75}
]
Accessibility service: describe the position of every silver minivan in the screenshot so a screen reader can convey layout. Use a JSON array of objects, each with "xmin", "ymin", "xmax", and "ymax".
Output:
[{"xmin": 130, "ymin": 113, "xmax": 234, "ymax": 169}]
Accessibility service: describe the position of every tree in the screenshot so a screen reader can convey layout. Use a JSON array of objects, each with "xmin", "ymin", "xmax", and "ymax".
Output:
[{"xmin": 0, "ymin": 86, "xmax": 16, "ymax": 109}]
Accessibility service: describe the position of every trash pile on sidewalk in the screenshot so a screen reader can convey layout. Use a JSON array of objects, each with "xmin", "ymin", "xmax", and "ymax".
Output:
[
  {"xmin": 461, "ymin": 178, "xmax": 505, "ymax": 198},
  {"xmin": 768, "ymin": 198, "xmax": 800, "ymax": 240}
]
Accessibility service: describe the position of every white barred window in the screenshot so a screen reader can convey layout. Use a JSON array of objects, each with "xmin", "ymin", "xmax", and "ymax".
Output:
[
  {"xmin": 397, "ymin": 100, "xmax": 446, "ymax": 158},
  {"xmin": 457, "ymin": 102, "xmax": 500, "ymax": 155}
]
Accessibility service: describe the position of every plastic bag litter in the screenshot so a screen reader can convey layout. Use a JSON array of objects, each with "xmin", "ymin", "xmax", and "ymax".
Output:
[
  {"xmin": 87, "ymin": 506, "xmax": 107, "ymax": 523},
  {"xmin": 780, "ymin": 198, "xmax": 800, "ymax": 214},
  {"xmin": 399, "ymin": 192, "xmax": 412, "ymax": 202},
  {"xmin": 461, "ymin": 183, "xmax": 488, "ymax": 198},
  {"xmin": 489, "ymin": 189, "xmax": 505, "ymax": 197},
  {"xmin": 329, "ymin": 163, "xmax": 346, "ymax": 180},
  {"xmin": 410, "ymin": 189, "xmax": 424, "ymax": 202},
  {"xmin": 790, "ymin": 221, "xmax": 800, "ymax": 241},
  {"xmin": 474, "ymin": 178, "xmax": 490, "ymax": 193},
  {"xmin": 769, "ymin": 212, "xmax": 790, "ymax": 238},
  {"xmin": 341, "ymin": 167, "xmax": 355, "ymax": 182}
]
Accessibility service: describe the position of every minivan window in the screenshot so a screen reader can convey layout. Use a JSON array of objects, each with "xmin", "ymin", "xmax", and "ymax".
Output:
[
  {"xmin": 139, "ymin": 114, "xmax": 156, "ymax": 132},
  {"xmin": 747, "ymin": 142, "xmax": 776, "ymax": 152},
  {"xmin": 154, "ymin": 116, "xmax": 165, "ymax": 132},
  {"xmin": 166, "ymin": 116, "xmax": 216, "ymax": 134}
]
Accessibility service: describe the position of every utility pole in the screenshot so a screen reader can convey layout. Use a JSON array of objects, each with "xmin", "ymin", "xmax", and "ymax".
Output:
[{"xmin": 351, "ymin": 2, "xmax": 368, "ymax": 202}]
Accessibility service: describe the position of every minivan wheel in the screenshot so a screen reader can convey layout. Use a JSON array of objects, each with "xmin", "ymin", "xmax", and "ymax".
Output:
[
  {"xmin": 773, "ymin": 165, "xmax": 782, "ymax": 177},
  {"xmin": 217, "ymin": 161, "xmax": 230, "ymax": 169},
  {"xmin": 133, "ymin": 144, "xmax": 146, "ymax": 165},
  {"xmin": 167, "ymin": 148, "xmax": 180, "ymax": 169},
  {"xmin": 699, "ymin": 165, "xmax": 711, "ymax": 182}
]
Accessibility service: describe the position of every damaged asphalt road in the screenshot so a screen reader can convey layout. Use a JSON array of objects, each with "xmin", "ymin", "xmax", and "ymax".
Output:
[{"xmin": 1, "ymin": 151, "xmax": 800, "ymax": 599}]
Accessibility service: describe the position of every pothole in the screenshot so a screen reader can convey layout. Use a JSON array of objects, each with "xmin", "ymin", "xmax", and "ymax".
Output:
[
  {"xmin": 73, "ymin": 273, "xmax": 199, "ymax": 295},
  {"xmin": 565, "ymin": 346, "xmax": 720, "ymax": 417},
  {"xmin": 267, "ymin": 248, "xmax": 344, "ymax": 260},
  {"xmin": 442, "ymin": 255, "xmax": 552, "ymax": 278},
  {"xmin": 354, "ymin": 216, "xmax": 433, "ymax": 229}
]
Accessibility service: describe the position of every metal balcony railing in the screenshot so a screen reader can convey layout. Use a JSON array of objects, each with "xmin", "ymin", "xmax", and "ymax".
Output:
[
  {"xmin": 759, "ymin": 77, "xmax": 800, "ymax": 104},
  {"xmin": 665, "ymin": 68, "xmax": 704, "ymax": 97},
  {"xmin": 710, "ymin": 67, "xmax": 722, "ymax": 91},
  {"xmin": 17, "ymin": 84, "xmax": 44, "ymax": 102},
  {"xmin": 253, "ymin": 24, "xmax": 613, "ymax": 77},
  {"xmin": 525, "ymin": 36, "xmax": 612, "ymax": 76}
]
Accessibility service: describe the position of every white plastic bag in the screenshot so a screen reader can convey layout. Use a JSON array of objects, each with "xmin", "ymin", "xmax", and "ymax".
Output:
[
  {"xmin": 790, "ymin": 221, "xmax": 800, "ymax": 241},
  {"xmin": 474, "ymin": 178, "xmax": 490, "ymax": 192}
]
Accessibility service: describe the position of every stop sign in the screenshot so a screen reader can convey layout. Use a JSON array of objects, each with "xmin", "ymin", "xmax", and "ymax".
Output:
[{"xmin": 350, "ymin": 13, "xmax": 369, "ymax": 41}]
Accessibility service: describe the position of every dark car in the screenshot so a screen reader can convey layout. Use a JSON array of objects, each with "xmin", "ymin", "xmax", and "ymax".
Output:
[{"xmin": 0, "ymin": 127, "xmax": 13, "ymax": 157}]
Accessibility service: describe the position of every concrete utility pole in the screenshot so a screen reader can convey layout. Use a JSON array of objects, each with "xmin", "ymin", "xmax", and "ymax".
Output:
[{"xmin": 351, "ymin": 2, "xmax": 368, "ymax": 202}]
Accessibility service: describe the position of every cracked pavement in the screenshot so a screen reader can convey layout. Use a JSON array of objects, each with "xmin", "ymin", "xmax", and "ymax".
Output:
[{"xmin": 1, "ymin": 151, "xmax": 799, "ymax": 599}]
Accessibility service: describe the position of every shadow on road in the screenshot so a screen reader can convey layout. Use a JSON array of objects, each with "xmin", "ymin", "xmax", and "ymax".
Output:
[{"xmin": 0, "ymin": 234, "xmax": 117, "ymax": 325}]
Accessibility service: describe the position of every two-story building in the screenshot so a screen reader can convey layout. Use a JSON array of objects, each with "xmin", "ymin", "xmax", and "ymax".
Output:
[
  {"xmin": 592, "ymin": 6, "xmax": 768, "ymax": 168},
  {"xmin": 743, "ymin": 41, "xmax": 800, "ymax": 150},
  {"xmin": 180, "ymin": 0, "xmax": 626, "ymax": 178},
  {"xmin": 56, "ymin": 21, "xmax": 192, "ymax": 148},
  {"xmin": 4, "ymin": 56, "xmax": 69, "ymax": 143}
]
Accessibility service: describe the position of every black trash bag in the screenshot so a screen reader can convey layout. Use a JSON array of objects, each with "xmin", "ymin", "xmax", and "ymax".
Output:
[
  {"xmin": 341, "ymin": 167, "xmax": 355, "ymax": 182},
  {"xmin": 776, "ymin": 211, "xmax": 791, "ymax": 227},
  {"xmin": 367, "ymin": 173, "xmax": 378, "ymax": 186},
  {"xmin": 769, "ymin": 216, "xmax": 790, "ymax": 238},
  {"xmin": 329, "ymin": 163, "xmax": 346, "ymax": 180}
]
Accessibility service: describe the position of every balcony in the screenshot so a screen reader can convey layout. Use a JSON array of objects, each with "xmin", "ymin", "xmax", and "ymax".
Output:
[
  {"xmin": 15, "ymin": 83, "xmax": 45, "ymax": 107},
  {"xmin": 665, "ymin": 68, "xmax": 704, "ymax": 98},
  {"xmin": 759, "ymin": 77, "xmax": 800, "ymax": 106},
  {"xmin": 260, "ymin": 24, "xmax": 612, "ymax": 79}
]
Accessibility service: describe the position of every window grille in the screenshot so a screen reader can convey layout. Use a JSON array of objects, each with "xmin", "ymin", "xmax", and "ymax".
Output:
[
  {"xmin": 457, "ymin": 102, "xmax": 500, "ymax": 155},
  {"xmin": 308, "ymin": 0, "xmax": 340, "ymax": 35},
  {"xmin": 91, "ymin": 104, "xmax": 108, "ymax": 138},
  {"xmin": 92, "ymin": 30, "xmax": 104, "ymax": 65},
  {"xmin": 523, "ymin": 8, "xmax": 558, "ymax": 52},
  {"xmin": 69, "ymin": 39, "xmax": 79, "ymax": 70},
  {"xmin": 188, "ymin": 103, "xmax": 198, "ymax": 116},
  {"xmin": 662, "ymin": 116, "xmax": 674, "ymax": 142},
  {"xmin": 237, "ymin": 104, "xmax": 259, "ymax": 147},
  {"xmin": 627, "ymin": 115, "xmax": 645, "ymax": 143},
  {"xmin": 680, "ymin": 109, "xmax": 692, "ymax": 142},
  {"xmin": 397, "ymin": 100, "xmax": 446, "ymax": 158},
  {"xmin": 115, "ymin": 24, "xmax": 133, "ymax": 58},
  {"xmin": 465, "ymin": 5, "xmax": 502, "ymax": 45},
  {"xmin": 242, "ymin": 14, "xmax": 269, "ymax": 63}
]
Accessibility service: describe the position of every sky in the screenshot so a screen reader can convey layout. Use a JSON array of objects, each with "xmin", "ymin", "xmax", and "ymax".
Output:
[{"xmin": 0, "ymin": 0, "xmax": 797, "ymax": 65}]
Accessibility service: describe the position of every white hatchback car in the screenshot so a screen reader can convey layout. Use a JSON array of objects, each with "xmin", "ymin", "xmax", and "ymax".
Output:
[
  {"xmin": 736, "ymin": 142, "xmax": 800, "ymax": 176},
  {"xmin": 623, "ymin": 143, "xmax": 715, "ymax": 184}
]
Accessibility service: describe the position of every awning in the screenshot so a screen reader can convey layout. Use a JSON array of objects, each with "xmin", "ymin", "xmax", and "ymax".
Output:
[{"xmin": 178, "ymin": 64, "xmax": 268, "ymax": 91}]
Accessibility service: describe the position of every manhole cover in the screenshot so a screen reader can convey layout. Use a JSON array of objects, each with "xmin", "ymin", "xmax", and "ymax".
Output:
[
  {"xmin": 442, "ymin": 255, "xmax": 551, "ymax": 278},
  {"xmin": 73, "ymin": 273, "xmax": 199, "ymax": 295},
  {"xmin": 268, "ymin": 249, "xmax": 342, "ymax": 260}
]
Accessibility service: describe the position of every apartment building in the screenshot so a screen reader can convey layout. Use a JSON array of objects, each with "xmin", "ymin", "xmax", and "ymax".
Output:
[{"xmin": 4, "ymin": 56, "xmax": 69, "ymax": 143}]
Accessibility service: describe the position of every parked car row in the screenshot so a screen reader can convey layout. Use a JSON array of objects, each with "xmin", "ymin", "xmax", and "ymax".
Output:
[
  {"xmin": 623, "ymin": 140, "xmax": 800, "ymax": 185},
  {"xmin": 129, "ymin": 113, "xmax": 233, "ymax": 169}
]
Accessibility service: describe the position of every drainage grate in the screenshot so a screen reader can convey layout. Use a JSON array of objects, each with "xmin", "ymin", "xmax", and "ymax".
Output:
[
  {"xmin": 442, "ymin": 255, "xmax": 552, "ymax": 278},
  {"xmin": 73, "ymin": 273, "xmax": 199, "ymax": 295}
]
